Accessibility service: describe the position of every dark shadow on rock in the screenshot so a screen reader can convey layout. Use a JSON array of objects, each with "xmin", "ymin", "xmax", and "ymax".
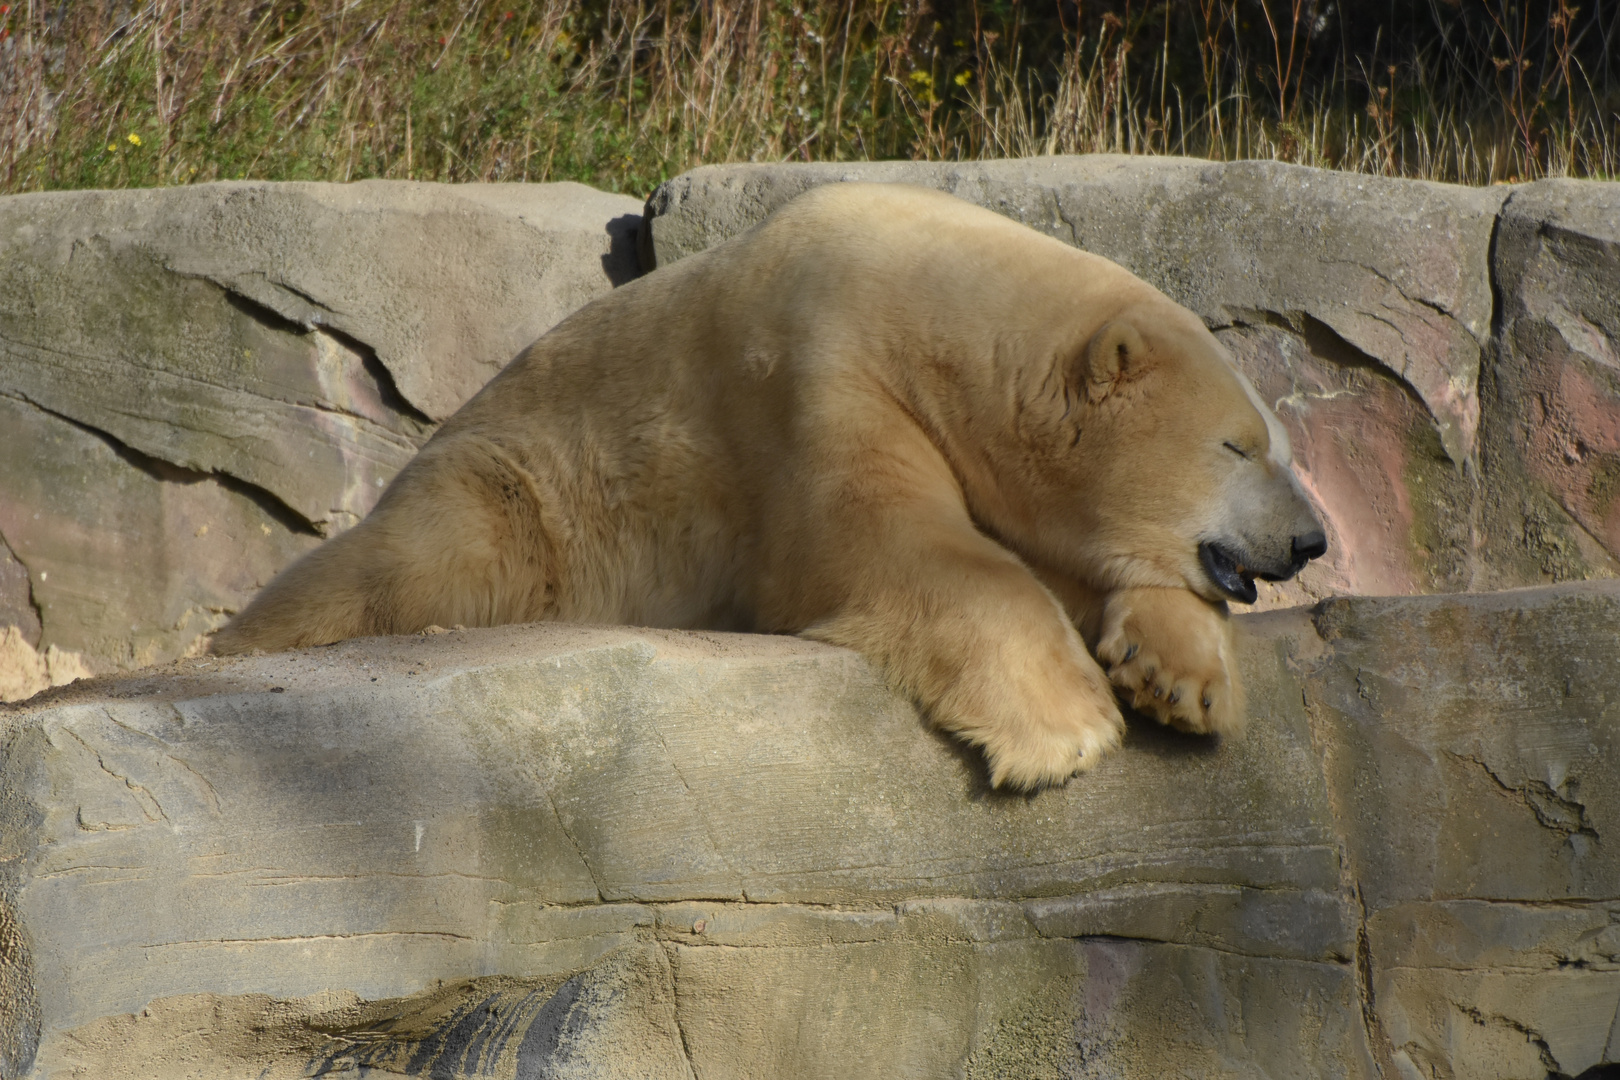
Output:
[
  {"xmin": 511, "ymin": 974, "xmax": 589, "ymax": 1079},
  {"xmin": 919, "ymin": 696, "xmax": 1222, "ymax": 802},
  {"xmin": 223, "ymin": 288, "xmax": 308, "ymax": 335},
  {"xmin": 306, "ymin": 973, "xmax": 588, "ymax": 1079},
  {"xmin": 1119, "ymin": 702, "xmax": 1224, "ymax": 759},
  {"xmin": 602, "ymin": 214, "xmax": 644, "ymax": 287},
  {"xmin": 1551, "ymin": 1066, "xmax": 1620, "ymax": 1080},
  {"xmin": 918, "ymin": 713, "xmax": 1042, "ymax": 805}
]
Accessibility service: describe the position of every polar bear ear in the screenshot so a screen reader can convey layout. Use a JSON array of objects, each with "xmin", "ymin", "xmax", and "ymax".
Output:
[{"xmin": 1084, "ymin": 320, "xmax": 1146, "ymax": 403}]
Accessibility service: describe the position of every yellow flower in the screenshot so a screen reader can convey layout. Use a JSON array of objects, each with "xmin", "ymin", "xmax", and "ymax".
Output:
[
  {"xmin": 107, "ymin": 143, "xmax": 116, "ymax": 152},
  {"xmin": 954, "ymin": 70, "xmax": 972, "ymax": 86},
  {"xmin": 127, "ymin": 133, "xmax": 142, "ymax": 146},
  {"xmin": 908, "ymin": 70, "xmax": 932, "ymax": 87}
]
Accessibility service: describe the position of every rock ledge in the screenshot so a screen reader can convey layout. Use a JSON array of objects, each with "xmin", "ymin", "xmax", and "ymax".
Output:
[{"xmin": 3, "ymin": 584, "xmax": 1617, "ymax": 1078}]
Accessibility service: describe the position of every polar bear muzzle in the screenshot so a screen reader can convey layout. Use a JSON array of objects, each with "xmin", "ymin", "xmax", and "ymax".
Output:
[{"xmin": 1198, "ymin": 528, "xmax": 1327, "ymax": 604}]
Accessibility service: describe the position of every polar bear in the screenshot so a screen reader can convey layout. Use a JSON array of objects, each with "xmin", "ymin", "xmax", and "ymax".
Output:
[{"xmin": 213, "ymin": 183, "xmax": 1325, "ymax": 789}]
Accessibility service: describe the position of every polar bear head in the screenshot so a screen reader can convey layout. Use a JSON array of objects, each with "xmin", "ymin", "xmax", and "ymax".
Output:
[{"xmin": 996, "ymin": 302, "xmax": 1326, "ymax": 605}]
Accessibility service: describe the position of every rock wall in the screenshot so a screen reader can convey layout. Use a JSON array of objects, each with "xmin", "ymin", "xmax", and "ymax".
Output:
[
  {"xmin": 643, "ymin": 156, "xmax": 1620, "ymax": 608},
  {"xmin": 3, "ymin": 160, "xmax": 1617, "ymax": 692},
  {"xmin": 1, "ymin": 583, "xmax": 1616, "ymax": 1078},
  {"xmin": 1, "ymin": 161, "xmax": 1616, "ymax": 1075},
  {"xmin": 0, "ymin": 180, "xmax": 642, "ymax": 683},
  {"xmin": 1487, "ymin": 181, "xmax": 1620, "ymax": 586}
]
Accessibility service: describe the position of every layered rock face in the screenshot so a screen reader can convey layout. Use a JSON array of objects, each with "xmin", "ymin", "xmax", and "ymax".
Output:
[
  {"xmin": 0, "ymin": 180, "xmax": 642, "ymax": 680},
  {"xmin": 1, "ymin": 583, "xmax": 1616, "ymax": 1078},
  {"xmin": 1, "ymin": 164, "xmax": 1615, "ymax": 1073},
  {"xmin": 1485, "ymin": 181, "xmax": 1620, "ymax": 585},
  {"xmin": 3, "ymin": 161, "xmax": 1618, "ymax": 690},
  {"xmin": 644, "ymin": 157, "xmax": 1620, "ymax": 607}
]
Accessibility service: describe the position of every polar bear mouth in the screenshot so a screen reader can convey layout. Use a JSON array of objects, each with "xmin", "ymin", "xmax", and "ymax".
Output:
[
  {"xmin": 1199, "ymin": 536, "xmax": 1323, "ymax": 604},
  {"xmin": 1198, "ymin": 540, "xmax": 1259, "ymax": 604}
]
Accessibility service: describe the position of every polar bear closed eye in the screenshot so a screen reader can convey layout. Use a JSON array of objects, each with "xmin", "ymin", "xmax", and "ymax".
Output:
[{"xmin": 212, "ymin": 182, "xmax": 1325, "ymax": 789}]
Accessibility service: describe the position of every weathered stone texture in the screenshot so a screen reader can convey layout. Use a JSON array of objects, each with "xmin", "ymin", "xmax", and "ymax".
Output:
[
  {"xmin": 644, "ymin": 158, "xmax": 1620, "ymax": 606},
  {"xmin": 0, "ymin": 394, "xmax": 313, "ymax": 672},
  {"xmin": 1483, "ymin": 178, "xmax": 1620, "ymax": 586},
  {"xmin": 0, "ymin": 180, "xmax": 642, "ymax": 677},
  {"xmin": 6, "ymin": 162, "xmax": 1618, "ymax": 686},
  {"xmin": 2, "ymin": 583, "xmax": 1614, "ymax": 1078},
  {"xmin": 0, "ymin": 629, "xmax": 90, "ymax": 706},
  {"xmin": 1305, "ymin": 585, "xmax": 1620, "ymax": 1078}
]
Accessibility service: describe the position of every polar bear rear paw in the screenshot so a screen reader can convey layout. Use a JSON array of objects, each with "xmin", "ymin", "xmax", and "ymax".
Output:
[{"xmin": 1096, "ymin": 587, "xmax": 1245, "ymax": 737}]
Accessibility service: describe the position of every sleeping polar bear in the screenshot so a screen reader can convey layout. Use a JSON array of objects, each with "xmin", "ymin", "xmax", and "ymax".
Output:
[{"xmin": 213, "ymin": 182, "xmax": 1325, "ymax": 790}]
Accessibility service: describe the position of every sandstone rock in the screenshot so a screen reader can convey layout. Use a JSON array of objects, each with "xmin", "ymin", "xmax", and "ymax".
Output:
[
  {"xmin": 0, "ymin": 543, "xmax": 36, "ymax": 649},
  {"xmin": 0, "ymin": 180, "xmax": 643, "ymax": 675},
  {"xmin": 0, "ymin": 631, "xmax": 46, "ymax": 705},
  {"xmin": 644, "ymin": 158, "xmax": 1620, "ymax": 606},
  {"xmin": 1, "ymin": 584, "xmax": 1614, "ymax": 1078},
  {"xmin": 0, "ymin": 394, "xmax": 314, "ymax": 673},
  {"xmin": 1306, "ymin": 583, "xmax": 1620, "ymax": 1078},
  {"xmin": 1482, "ymin": 178, "xmax": 1620, "ymax": 586},
  {"xmin": 0, "ymin": 629, "xmax": 89, "ymax": 705}
]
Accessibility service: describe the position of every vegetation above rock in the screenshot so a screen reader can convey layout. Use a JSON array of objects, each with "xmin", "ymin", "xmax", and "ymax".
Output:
[{"xmin": 0, "ymin": 1, "xmax": 1615, "ymax": 196}]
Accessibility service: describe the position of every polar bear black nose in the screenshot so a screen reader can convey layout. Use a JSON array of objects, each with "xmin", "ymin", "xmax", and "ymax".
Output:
[{"xmin": 1292, "ymin": 530, "xmax": 1328, "ymax": 564}]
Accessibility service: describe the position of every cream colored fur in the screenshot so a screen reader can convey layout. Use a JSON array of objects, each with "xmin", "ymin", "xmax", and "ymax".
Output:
[{"xmin": 213, "ymin": 183, "xmax": 1314, "ymax": 789}]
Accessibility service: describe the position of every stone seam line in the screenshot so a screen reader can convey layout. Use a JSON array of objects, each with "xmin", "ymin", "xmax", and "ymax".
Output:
[
  {"xmin": 1282, "ymin": 599, "xmax": 1395, "ymax": 1078},
  {"xmin": 0, "ymin": 388, "xmax": 323, "ymax": 539}
]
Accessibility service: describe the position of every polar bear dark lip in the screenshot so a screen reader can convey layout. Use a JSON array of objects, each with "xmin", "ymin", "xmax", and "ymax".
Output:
[{"xmin": 1198, "ymin": 540, "xmax": 1258, "ymax": 604}]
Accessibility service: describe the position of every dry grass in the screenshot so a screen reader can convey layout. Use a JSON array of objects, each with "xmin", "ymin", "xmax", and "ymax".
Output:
[{"xmin": 1, "ymin": 0, "xmax": 1615, "ymax": 197}]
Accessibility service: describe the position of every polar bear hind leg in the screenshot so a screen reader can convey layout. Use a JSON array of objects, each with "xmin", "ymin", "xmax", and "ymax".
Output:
[{"xmin": 211, "ymin": 436, "xmax": 554, "ymax": 654}]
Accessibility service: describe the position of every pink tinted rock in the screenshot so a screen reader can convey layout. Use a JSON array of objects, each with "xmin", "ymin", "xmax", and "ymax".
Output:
[
  {"xmin": 1220, "ymin": 326, "xmax": 1472, "ymax": 610},
  {"xmin": 1484, "ymin": 178, "xmax": 1620, "ymax": 585}
]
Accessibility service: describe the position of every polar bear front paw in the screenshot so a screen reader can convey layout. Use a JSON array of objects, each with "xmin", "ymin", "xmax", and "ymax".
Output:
[
  {"xmin": 978, "ymin": 699, "xmax": 1125, "ymax": 791},
  {"xmin": 950, "ymin": 657, "xmax": 1126, "ymax": 791},
  {"xmin": 1095, "ymin": 587, "xmax": 1245, "ymax": 736}
]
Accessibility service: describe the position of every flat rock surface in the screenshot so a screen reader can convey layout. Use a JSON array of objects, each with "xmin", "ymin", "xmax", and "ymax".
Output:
[{"xmin": 3, "ymin": 583, "xmax": 1616, "ymax": 1078}]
